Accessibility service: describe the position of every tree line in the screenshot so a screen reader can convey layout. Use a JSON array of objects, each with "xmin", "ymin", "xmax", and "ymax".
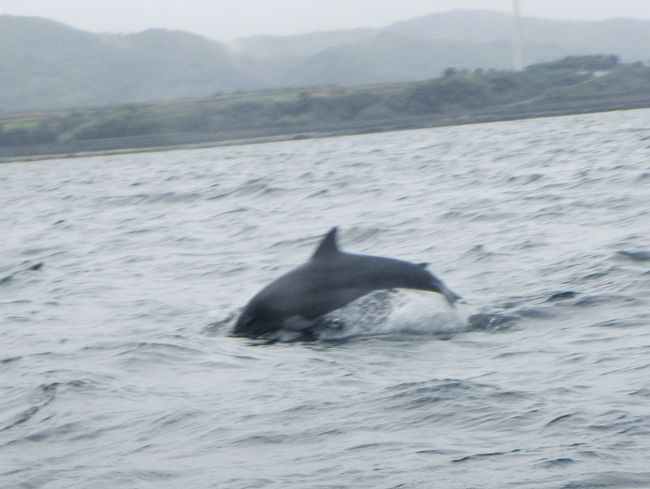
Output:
[{"xmin": 2, "ymin": 55, "xmax": 648, "ymax": 148}]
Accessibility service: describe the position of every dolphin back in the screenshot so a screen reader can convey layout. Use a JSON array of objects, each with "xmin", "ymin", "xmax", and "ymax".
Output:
[
  {"xmin": 310, "ymin": 228, "xmax": 460, "ymax": 305},
  {"xmin": 332, "ymin": 253, "xmax": 460, "ymax": 305}
]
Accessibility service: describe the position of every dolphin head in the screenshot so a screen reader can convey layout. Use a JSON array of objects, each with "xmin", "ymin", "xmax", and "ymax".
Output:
[{"xmin": 232, "ymin": 302, "xmax": 281, "ymax": 338}]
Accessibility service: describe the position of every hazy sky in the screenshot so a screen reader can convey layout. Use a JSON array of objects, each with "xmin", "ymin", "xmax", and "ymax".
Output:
[{"xmin": 2, "ymin": 0, "xmax": 650, "ymax": 40}]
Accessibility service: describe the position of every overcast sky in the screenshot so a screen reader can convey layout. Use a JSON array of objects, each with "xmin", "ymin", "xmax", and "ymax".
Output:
[{"xmin": 2, "ymin": 0, "xmax": 650, "ymax": 40}]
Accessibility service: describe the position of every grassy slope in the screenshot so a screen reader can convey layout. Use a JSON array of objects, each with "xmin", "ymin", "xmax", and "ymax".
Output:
[{"xmin": 1, "ymin": 56, "xmax": 649, "ymax": 157}]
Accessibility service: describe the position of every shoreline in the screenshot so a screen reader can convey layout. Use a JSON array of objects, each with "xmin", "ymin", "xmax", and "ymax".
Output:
[{"xmin": 2, "ymin": 100, "xmax": 650, "ymax": 164}]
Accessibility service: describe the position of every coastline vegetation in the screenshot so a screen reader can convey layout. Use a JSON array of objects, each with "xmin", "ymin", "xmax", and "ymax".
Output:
[{"xmin": 2, "ymin": 55, "xmax": 649, "ymax": 157}]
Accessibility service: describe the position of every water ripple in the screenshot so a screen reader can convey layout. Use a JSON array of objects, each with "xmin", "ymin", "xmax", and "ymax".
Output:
[{"xmin": 2, "ymin": 109, "xmax": 650, "ymax": 488}]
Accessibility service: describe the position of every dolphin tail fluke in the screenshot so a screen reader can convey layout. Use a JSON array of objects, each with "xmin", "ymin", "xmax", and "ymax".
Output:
[
  {"xmin": 440, "ymin": 283, "xmax": 462, "ymax": 306},
  {"xmin": 430, "ymin": 274, "xmax": 461, "ymax": 306}
]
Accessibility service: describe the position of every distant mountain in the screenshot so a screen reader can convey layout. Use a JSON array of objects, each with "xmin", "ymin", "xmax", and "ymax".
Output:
[
  {"xmin": 249, "ymin": 10, "xmax": 650, "ymax": 87},
  {"xmin": 112, "ymin": 29, "xmax": 256, "ymax": 99},
  {"xmin": 2, "ymin": 11, "xmax": 650, "ymax": 112},
  {"xmin": 274, "ymin": 33, "xmax": 514, "ymax": 86},
  {"xmin": 385, "ymin": 9, "xmax": 650, "ymax": 61},
  {"xmin": 233, "ymin": 28, "xmax": 377, "ymax": 59},
  {"xmin": 0, "ymin": 16, "xmax": 255, "ymax": 112}
]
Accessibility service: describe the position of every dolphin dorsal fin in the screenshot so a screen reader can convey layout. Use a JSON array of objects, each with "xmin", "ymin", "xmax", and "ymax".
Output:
[{"xmin": 312, "ymin": 227, "xmax": 340, "ymax": 260}]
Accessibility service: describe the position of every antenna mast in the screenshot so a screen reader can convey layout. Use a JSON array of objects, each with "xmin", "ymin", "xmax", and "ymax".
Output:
[{"xmin": 512, "ymin": 0, "xmax": 524, "ymax": 71}]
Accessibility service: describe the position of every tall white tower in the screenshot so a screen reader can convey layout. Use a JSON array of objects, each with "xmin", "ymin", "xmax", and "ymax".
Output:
[{"xmin": 512, "ymin": 0, "xmax": 525, "ymax": 71}]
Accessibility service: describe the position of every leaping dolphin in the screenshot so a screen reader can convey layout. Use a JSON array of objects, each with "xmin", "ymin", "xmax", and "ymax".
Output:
[{"xmin": 232, "ymin": 227, "xmax": 460, "ymax": 337}]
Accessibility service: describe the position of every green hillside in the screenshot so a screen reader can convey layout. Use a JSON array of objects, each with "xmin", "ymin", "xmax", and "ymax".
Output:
[{"xmin": 2, "ymin": 55, "xmax": 649, "ymax": 159}]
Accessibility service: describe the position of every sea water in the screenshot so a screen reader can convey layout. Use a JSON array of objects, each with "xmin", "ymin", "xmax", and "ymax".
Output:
[{"xmin": 2, "ymin": 109, "xmax": 650, "ymax": 488}]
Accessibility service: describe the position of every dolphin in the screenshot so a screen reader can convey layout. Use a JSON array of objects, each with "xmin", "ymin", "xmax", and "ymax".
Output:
[{"xmin": 232, "ymin": 227, "xmax": 460, "ymax": 337}]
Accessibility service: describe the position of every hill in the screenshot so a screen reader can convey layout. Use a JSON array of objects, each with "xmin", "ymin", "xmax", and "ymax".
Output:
[
  {"xmin": 242, "ymin": 11, "xmax": 650, "ymax": 87},
  {"xmin": 2, "ymin": 55, "xmax": 650, "ymax": 160},
  {"xmin": 0, "ymin": 15, "xmax": 255, "ymax": 112},
  {"xmin": 2, "ymin": 11, "xmax": 650, "ymax": 112}
]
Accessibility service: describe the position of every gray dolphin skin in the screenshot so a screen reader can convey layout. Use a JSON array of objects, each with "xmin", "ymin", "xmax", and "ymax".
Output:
[{"xmin": 232, "ymin": 227, "xmax": 460, "ymax": 337}]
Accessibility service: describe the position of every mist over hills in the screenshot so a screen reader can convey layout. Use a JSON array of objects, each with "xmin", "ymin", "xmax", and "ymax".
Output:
[
  {"xmin": 2, "ymin": 10, "xmax": 650, "ymax": 112},
  {"xmin": 0, "ymin": 15, "xmax": 256, "ymax": 112}
]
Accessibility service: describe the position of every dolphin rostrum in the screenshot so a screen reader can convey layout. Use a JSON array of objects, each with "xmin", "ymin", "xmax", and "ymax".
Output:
[{"xmin": 232, "ymin": 227, "xmax": 460, "ymax": 337}]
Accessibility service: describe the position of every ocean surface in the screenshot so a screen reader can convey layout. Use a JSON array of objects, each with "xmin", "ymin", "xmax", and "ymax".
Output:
[{"xmin": 2, "ymin": 109, "xmax": 650, "ymax": 489}]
